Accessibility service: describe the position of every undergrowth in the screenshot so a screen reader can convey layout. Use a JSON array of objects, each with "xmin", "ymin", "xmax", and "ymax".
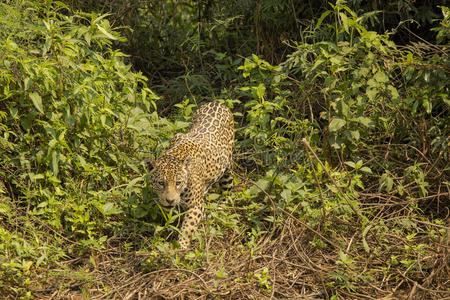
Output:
[{"xmin": 0, "ymin": 0, "xmax": 448, "ymax": 299}]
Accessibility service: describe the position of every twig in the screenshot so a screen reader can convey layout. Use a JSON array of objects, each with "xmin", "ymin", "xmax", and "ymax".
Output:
[
  {"xmin": 234, "ymin": 171, "xmax": 339, "ymax": 249},
  {"xmin": 303, "ymin": 141, "xmax": 328, "ymax": 229},
  {"xmin": 301, "ymin": 138, "xmax": 362, "ymax": 221}
]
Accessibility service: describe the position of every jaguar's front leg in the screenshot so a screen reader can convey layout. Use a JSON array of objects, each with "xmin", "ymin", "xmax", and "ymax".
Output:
[
  {"xmin": 178, "ymin": 179, "xmax": 205, "ymax": 249},
  {"xmin": 179, "ymin": 205, "xmax": 203, "ymax": 249}
]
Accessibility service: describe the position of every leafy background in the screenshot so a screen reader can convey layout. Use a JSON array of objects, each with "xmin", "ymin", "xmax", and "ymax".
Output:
[{"xmin": 0, "ymin": 0, "xmax": 448, "ymax": 299}]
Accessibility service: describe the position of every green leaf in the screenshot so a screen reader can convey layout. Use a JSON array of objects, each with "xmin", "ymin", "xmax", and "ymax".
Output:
[
  {"xmin": 355, "ymin": 116, "xmax": 375, "ymax": 128},
  {"xmin": 127, "ymin": 177, "xmax": 142, "ymax": 188},
  {"xmin": 397, "ymin": 183, "xmax": 404, "ymax": 196},
  {"xmin": 247, "ymin": 178, "xmax": 270, "ymax": 196},
  {"xmin": 360, "ymin": 166, "xmax": 372, "ymax": 174},
  {"xmin": 96, "ymin": 23, "xmax": 118, "ymax": 40},
  {"xmin": 366, "ymin": 88, "xmax": 378, "ymax": 101},
  {"xmin": 315, "ymin": 10, "xmax": 332, "ymax": 30},
  {"xmin": 329, "ymin": 118, "xmax": 346, "ymax": 132},
  {"xmin": 311, "ymin": 58, "xmax": 325, "ymax": 72},
  {"xmin": 355, "ymin": 160, "xmax": 363, "ymax": 169},
  {"xmin": 349, "ymin": 130, "xmax": 360, "ymax": 141},
  {"xmin": 280, "ymin": 189, "xmax": 292, "ymax": 201},
  {"xmin": 339, "ymin": 12, "xmax": 349, "ymax": 33},
  {"xmin": 0, "ymin": 203, "xmax": 11, "ymax": 214},
  {"xmin": 216, "ymin": 267, "xmax": 228, "ymax": 279},
  {"xmin": 184, "ymin": 251, "xmax": 196, "ymax": 260},
  {"xmin": 207, "ymin": 193, "xmax": 221, "ymax": 201},
  {"xmin": 135, "ymin": 207, "xmax": 149, "ymax": 218},
  {"xmin": 422, "ymin": 99, "xmax": 432, "ymax": 114},
  {"xmin": 362, "ymin": 224, "xmax": 372, "ymax": 237},
  {"xmin": 100, "ymin": 114, "xmax": 106, "ymax": 126},
  {"xmin": 36, "ymin": 254, "xmax": 47, "ymax": 267},
  {"xmin": 337, "ymin": 100, "xmax": 349, "ymax": 117},
  {"xmin": 374, "ymin": 71, "xmax": 389, "ymax": 83},
  {"xmin": 379, "ymin": 173, "xmax": 393, "ymax": 192},
  {"xmin": 362, "ymin": 238, "xmax": 370, "ymax": 253},
  {"xmin": 387, "ymin": 85, "xmax": 399, "ymax": 100},
  {"xmin": 344, "ymin": 161, "xmax": 356, "ymax": 168},
  {"xmin": 29, "ymin": 92, "xmax": 43, "ymax": 113},
  {"xmin": 329, "ymin": 135, "xmax": 344, "ymax": 149},
  {"xmin": 255, "ymin": 84, "xmax": 266, "ymax": 99},
  {"xmin": 51, "ymin": 151, "xmax": 59, "ymax": 176},
  {"xmin": 338, "ymin": 250, "xmax": 352, "ymax": 264},
  {"xmin": 31, "ymin": 173, "xmax": 45, "ymax": 180},
  {"xmin": 102, "ymin": 202, "xmax": 123, "ymax": 215},
  {"xmin": 84, "ymin": 31, "xmax": 92, "ymax": 45}
]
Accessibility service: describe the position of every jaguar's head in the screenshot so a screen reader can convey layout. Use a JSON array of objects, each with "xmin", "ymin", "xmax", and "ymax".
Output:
[{"xmin": 146, "ymin": 155, "xmax": 188, "ymax": 209}]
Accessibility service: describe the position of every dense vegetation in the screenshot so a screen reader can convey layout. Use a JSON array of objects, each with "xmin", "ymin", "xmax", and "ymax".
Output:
[{"xmin": 0, "ymin": 0, "xmax": 448, "ymax": 298}]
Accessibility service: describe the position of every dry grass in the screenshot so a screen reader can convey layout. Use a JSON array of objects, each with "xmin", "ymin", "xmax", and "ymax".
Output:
[{"xmin": 30, "ymin": 199, "xmax": 449, "ymax": 300}]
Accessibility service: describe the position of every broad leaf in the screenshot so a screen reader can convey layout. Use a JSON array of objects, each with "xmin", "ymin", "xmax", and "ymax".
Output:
[
  {"xmin": 329, "ymin": 118, "xmax": 346, "ymax": 132},
  {"xmin": 29, "ymin": 92, "xmax": 43, "ymax": 113}
]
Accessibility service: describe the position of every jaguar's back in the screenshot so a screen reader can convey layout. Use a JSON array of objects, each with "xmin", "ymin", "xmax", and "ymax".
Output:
[{"xmin": 186, "ymin": 102, "xmax": 234, "ymax": 182}]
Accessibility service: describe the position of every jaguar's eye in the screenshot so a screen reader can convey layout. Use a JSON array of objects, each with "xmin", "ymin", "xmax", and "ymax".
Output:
[
  {"xmin": 156, "ymin": 180, "xmax": 165, "ymax": 188},
  {"xmin": 175, "ymin": 180, "xmax": 183, "ymax": 187}
]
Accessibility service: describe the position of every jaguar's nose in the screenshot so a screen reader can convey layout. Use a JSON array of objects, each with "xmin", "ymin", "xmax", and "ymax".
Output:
[{"xmin": 165, "ymin": 198, "xmax": 176, "ymax": 206}]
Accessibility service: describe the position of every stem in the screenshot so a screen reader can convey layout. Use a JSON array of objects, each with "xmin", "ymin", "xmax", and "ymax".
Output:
[
  {"xmin": 334, "ymin": 5, "xmax": 339, "ymax": 44},
  {"xmin": 301, "ymin": 138, "xmax": 362, "ymax": 222}
]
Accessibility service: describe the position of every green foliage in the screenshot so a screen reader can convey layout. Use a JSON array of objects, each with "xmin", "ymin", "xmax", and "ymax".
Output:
[
  {"xmin": 63, "ymin": 0, "xmax": 447, "ymax": 103},
  {"xmin": 432, "ymin": 6, "xmax": 450, "ymax": 44},
  {"xmin": 0, "ymin": 0, "xmax": 167, "ymax": 294},
  {"xmin": 283, "ymin": 3, "xmax": 449, "ymax": 159},
  {"xmin": 0, "ymin": 0, "xmax": 448, "ymax": 298},
  {"xmin": 228, "ymin": 2, "xmax": 448, "ymax": 297}
]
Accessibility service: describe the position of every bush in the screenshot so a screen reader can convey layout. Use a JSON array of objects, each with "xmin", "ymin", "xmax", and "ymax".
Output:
[
  {"xmin": 0, "ymin": 0, "xmax": 165, "ymax": 294},
  {"xmin": 229, "ymin": 3, "xmax": 448, "ymax": 297}
]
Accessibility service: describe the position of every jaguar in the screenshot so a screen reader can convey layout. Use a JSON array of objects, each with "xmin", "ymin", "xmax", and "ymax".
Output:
[{"xmin": 146, "ymin": 102, "xmax": 234, "ymax": 248}]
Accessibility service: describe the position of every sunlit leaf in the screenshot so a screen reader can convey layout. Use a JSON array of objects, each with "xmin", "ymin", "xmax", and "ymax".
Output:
[
  {"xmin": 329, "ymin": 118, "xmax": 346, "ymax": 132},
  {"xmin": 96, "ymin": 23, "xmax": 118, "ymax": 40},
  {"xmin": 29, "ymin": 92, "xmax": 43, "ymax": 113}
]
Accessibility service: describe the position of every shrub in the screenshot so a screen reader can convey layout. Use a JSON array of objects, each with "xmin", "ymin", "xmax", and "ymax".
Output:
[{"xmin": 0, "ymin": 0, "xmax": 164, "ymax": 293}]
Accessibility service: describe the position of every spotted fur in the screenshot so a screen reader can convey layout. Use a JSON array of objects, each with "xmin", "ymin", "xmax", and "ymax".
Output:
[{"xmin": 147, "ymin": 102, "xmax": 234, "ymax": 249}]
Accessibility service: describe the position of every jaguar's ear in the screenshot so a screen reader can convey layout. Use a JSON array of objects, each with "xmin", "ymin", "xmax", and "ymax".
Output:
[{"xmin": 145, "ymin": 156, "xmax": 156, "ymax": 172}]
